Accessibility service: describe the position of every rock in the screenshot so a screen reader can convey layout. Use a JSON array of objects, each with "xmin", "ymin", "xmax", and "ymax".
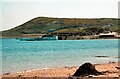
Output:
[
  {"xmin": 95, "ymin": 56, "xmax": 109, "ymax": 58},
  {"xmin": 72, "ymin": 62, "xmax": 102, "ymax": 77},
  {"xmin": 3, "ymin": 73, "xmax": 11, "ymax": 75},
  {"xmin": 18, "ymin": 74, "xmax": 24, "ymax": 77},
  {"xmin": 115, "ymin": 67, "xmax": 120, "ymax": 69}
]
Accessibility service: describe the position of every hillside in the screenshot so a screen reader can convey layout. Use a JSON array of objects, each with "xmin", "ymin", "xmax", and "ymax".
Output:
[{"xmin": 1, "ymin": 17, "xmax": 120, "ymax": 38}]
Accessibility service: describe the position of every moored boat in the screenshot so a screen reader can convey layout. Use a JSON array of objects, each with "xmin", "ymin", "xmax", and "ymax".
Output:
[{"xmin": 19, "ymin": 36, "xmax": 58, "ymax": 41}]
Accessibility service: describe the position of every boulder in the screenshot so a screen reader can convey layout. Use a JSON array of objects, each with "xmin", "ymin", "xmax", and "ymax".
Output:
[{"xmin": 72, "ymin": 62, "xmax": 102, "ymax": 77}]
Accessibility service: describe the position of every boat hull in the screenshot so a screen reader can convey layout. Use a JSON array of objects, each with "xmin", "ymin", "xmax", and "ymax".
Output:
[{"xmin": 19, "ymin": 36, "xmax": 58, "ymax": 41}]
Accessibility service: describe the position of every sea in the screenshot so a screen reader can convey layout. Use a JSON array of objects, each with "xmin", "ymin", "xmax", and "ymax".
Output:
[{"xmin": 0, "ymin": 38, "xmax": 119, "ymax": 74}]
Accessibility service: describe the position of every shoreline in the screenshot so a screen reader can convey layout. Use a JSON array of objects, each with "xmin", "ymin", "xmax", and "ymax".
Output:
[
  {"xmin": 1, "ymin": 34, "xmax": 120, "ymax": 40},
  {"xmin": 2, "ymin": 62, "xmax": 119, "ymax": 77},
  {"xmin": 1, "ymin": 37, "xmax": 119, "ymax": 40}
]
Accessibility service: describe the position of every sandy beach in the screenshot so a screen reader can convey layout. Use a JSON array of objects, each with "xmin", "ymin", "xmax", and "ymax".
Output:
[{"xmin": 1, "ymin": 62, "xmax": 119, "ymax": 78}]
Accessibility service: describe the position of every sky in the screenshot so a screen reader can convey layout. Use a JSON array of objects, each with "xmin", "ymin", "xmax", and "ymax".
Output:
[{"xmin": 0, "ymin": 0, "xmax": 119, "ymax": 31}]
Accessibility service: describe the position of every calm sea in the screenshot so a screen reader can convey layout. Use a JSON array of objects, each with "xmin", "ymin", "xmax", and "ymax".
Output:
[{"xmin": 1, "ymin": 39, "xmax": 118, "ymax": 73}]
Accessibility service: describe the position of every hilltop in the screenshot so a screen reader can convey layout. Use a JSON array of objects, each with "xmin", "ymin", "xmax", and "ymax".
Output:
[{"xmin": 1, "ymin": 17, "xmax": 120, "ymax": 38}]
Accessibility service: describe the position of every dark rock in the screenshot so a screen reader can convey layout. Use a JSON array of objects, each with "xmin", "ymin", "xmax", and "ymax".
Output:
[
  {"xmin": 3, "ymin": 73, "xmax": 11, "ymax": 75},
  {"xmin": 95, "ymin": 56, "xmax": 109, "ymax": 58},
  {"xmin": 72, "ymin": 62, "xmax": 102, "ymax": 77},
  {"xmin": 115, "ymin": 67, "xmax": 120, "ymax": 69},
  {"xmin": 18, "ymin": 74, "xmax": 24, "ymax": 77}
]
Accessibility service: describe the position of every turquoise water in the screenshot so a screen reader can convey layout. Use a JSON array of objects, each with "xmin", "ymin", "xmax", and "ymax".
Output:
[{"xmin": 1, "ymin": 39, "xmax": 118, "ymax": 73}]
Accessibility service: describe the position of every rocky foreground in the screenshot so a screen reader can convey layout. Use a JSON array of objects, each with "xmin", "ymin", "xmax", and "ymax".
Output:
[{"xmin": 1, "ymin": 62, "xmax": 119, "ymax": 78}]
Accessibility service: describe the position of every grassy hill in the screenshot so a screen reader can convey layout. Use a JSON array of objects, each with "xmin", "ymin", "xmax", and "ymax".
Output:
[{"xmin": 1, "ymin": 17, "xmax": 120, "ymax": 38}]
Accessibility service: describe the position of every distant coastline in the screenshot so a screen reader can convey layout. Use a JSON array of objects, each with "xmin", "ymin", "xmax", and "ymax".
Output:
[
  {"xmin": 1, "ymin": 17, "xmax": 120, "ymax": 39},
  {"xmin": 1, "ymin": 32, "xmax": 120, "ymax": 40}
]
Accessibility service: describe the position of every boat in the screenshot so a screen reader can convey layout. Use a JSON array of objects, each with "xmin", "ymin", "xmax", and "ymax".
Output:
[{"xmin": 19, "ymin": 36, "xmax": 58, "ymax": 41}]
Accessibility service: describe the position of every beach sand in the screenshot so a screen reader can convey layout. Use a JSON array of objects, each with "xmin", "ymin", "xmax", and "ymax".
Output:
[{"xmin": 2, "ymin": 62, "xmax": 120, "ymax": 78}]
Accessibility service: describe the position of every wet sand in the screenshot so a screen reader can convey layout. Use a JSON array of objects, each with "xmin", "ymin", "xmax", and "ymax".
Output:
[{"xmin": 1, "ymin": 62, "xmax": 119, "ymax": 78}]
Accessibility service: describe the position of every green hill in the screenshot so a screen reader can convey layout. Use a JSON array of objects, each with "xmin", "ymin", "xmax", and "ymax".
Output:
[{"xmin": 1, "ymin": 17, "xmax": 120, "ymax": 38}]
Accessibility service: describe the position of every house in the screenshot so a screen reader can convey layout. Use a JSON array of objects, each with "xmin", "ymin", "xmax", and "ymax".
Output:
[{"xmin": 99, "ymin": 32, "xmax": 118, "ymax": 38}]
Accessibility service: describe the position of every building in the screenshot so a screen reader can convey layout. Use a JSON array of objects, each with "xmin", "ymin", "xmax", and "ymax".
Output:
[{"xmin": 99, "ymin": 32, "xmax": 118, "ymax": 38}]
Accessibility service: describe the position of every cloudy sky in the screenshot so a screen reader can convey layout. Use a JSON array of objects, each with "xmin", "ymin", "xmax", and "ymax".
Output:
[{"xmin": 0, "ymin": 0, "xmax": 119, "ymax": 31}]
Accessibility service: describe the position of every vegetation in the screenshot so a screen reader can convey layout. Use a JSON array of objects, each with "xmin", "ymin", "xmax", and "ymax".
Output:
[{"xmin": 1, "ymin": 17, "xmax": 120, "ymax": 38}]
